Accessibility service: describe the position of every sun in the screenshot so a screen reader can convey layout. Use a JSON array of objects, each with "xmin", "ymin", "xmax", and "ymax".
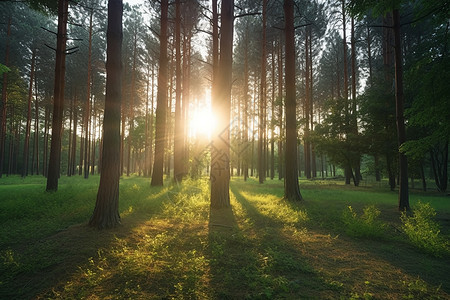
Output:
[{"xmin": 189, "ymin": 91, "xmax": 215, "ymax": 140}]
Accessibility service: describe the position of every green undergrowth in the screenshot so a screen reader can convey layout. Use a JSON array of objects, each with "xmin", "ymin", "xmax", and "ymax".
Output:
[
  {"xmin": 401, "ymin": 201, "xmax": 450, "ymax": 257},
  {"xmin": 0, "ymin": 175, "xmax": 449, "ymax": 299}
]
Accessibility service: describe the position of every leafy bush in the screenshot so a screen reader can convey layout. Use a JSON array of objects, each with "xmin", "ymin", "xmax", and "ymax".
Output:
[
  {"xmin": 400, "ymin": 201, "xmax": 449, "ymax": 257},
  {"xmin": 342, "ymin": 205, "xmax": 386, "ymax": 238}
]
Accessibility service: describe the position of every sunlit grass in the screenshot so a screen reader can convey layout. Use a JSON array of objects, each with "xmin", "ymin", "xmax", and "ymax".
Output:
[{"xmin": 1, "ymin": 175, "xmax": 449, "ymax": 299}]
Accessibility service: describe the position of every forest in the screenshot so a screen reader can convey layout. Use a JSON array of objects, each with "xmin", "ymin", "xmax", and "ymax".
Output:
[{"xmin": 0, "ymin": 0, "xmax": 449, "ymax": 299}]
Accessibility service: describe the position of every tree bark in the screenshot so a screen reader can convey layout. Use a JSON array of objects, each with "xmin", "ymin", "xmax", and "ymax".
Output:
[
  {"xmin": 243, "ymin": 25, "xmax": 249, "ymax": 181},
  {"xmin": 89, "ymin": 0, "xmax": 123, "ymax": 229},
  {"xmin": 151, "ymin": 0, "xmax": 169, "ymax": 186},
  {"xmin": 350, "ymin": 16, "xmax": 361, "ymax": 186},
  {"xmin": 258, "ymin": 0, "xmax": 267, "ymax": 184},
  {"xmin": 278, "ymin": 37, "xmax": 284, "ymax": 180},
  {"xmin": 210, "ymin": 0, "xmax": 233, "ymax": 208},
  {"xmin": 283, "ymin": 0, "xmax": 302, "ymax": 201},
  {"xmin": 22, "ymin": 48, "xmax": 36, "ymax": 177},
  {"xmin": 304, "ymin": 28, "xmax": 311, "ymax": 179},
  {"xmin": 309, "ymin": 28, "xmax": 316, "ymax": 178},
  {"xmin": 46, "ymin": 0, "xmax": 68, "ymax": 192},
  {"xmin": 70, "ymin": 93, "xmax": 78, "ymax": 176},
  {"xmin": 127, "ymin": 27, "xmax": 138, "ymax": 176},
  {"xmin": 270, "ymin": 41, "xmax": 275, "ymax": 180},
  {"xmin": 0, "ymin": 17, "xmax": 11, "ymax": 178},
  {"xmin": 33, "ymin": 70, "xmax": 40, "ymax": 175},
  {"xmin": 393, "ymin": 9, "xmax": 409, "ymax": 211},
  {"xmin": 173, "ymin": 0, "xmax": 184, "ymax": 182},
  {"xmin": 84, "ymin": 9, "xmax": 93, "ymax": 179}
]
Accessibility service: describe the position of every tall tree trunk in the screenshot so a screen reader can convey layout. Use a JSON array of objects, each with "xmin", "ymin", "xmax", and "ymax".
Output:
[
  {"xmin": 278, "ymin": 37, "xmax": 284, "ymax": 180},
  {"xmin": 144, "ymin": 65, "xmax": 150, "ymax": 177},
  {"xmin": 84, "ymin": 9, "xmax": 94, "ymax": 179},
  {"xmin": 350, "ymin": 16, "xmax": 361, "ymax": 186},
  {"xmin": 182, "ymin": 32, "xmax": 191, "ymax": 176},
  {"xmin": 304, "ymin": 28, "xmax": 311, "ymax": 179},
  {"xmin": 22, "ymin": 48, "xmax": 36, "ymax": 177},
  {"xmin": 430, "ymin": 141, "xmax": 448, "ymax": 193},
  {"xmin": 46, "ymin": 0, "xmax": 68, "ymax": 191},
  {"xmin": 341, "ymin": 0, "xmax": 351, "ymax": 185},
  {"xmin": 151, "ymin": 0, "xmax": 169, "ymax": 186},
  {"xmin": 70, "ymin": 93, "xmax": 78, "ymax": 176},
  {"xmin": 270, "ymin": 41, "xmax": 275, "ymax": 180},
  {"xmin": 120, "ymin": 64, "xmax": 126, "ymax": 176},
  {"xmin": 67, "ymin": 93, "xmax": 73, "ymax": 176},
  {"xmin": 210, "ymin": 0, "xmax": 233, "ymax": 208},
  {"xmin": 283, "ymin": 0, "xmax": 302, "ymax": 201},
  {"xmin": 91, "ymin": 97, "xmax": 96, "ymax": 175},
  {"xmin": 127, "ymin": 28, "xmax": 138, "ymax": 176},
  {"xmin": 149, "ymin": 64, "xmax": 155, "ymax": 176},
  {"xmin": 33, "ymin": 70, "xmax": 39, "ymax": 175},
  {"xmin": 393, "ymin": 9, "xmax": 409, "ymax": 210},
  {"xmin": 1, "ymin": 17, "xmax": 11, "ymax": 178},
  {"xmin": 89, "ymin": 0, "xmax": 123, "ymax": 229},
  {"xmin": 43, "ymin": 104, "xmax": 50, "ymax": 176},
  {"xmin": 174, "ymin": 0, "xmax": 184, "ymax": 182},
  {"xmin": 309, "ymin": 29, "xmax": 316, "ymax": 178},
  {"xmin": 243, "ymin": 25, "xmax": 249, "ymax": 181},
  {"xmin": 258, "ymin": 0, "xmax": 267, "ymax": 184}
]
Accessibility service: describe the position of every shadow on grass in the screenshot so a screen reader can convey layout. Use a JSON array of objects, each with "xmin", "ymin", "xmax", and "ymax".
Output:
[
  {"xmin": 227, "ymin": 179, "xmax": 450, "ymax": 299},
  {"xmin": 205, "ymin": 184, "xmax": 327, "ymax": 299},
  {"xmin": 0, "ymin": 180, "xmax": 169, "ymax": 300}
]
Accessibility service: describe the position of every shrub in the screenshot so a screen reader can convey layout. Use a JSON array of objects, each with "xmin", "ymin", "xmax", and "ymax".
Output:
[
  {"xmin": 400, "ymin": 201, "xmax": 449, "ymax": 257},
  {"xmin": 342, "ymin": 205, "xmax": 386, "ymax": 238}
]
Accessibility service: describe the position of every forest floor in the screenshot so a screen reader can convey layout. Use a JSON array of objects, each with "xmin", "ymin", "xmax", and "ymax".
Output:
[{"xmin": 1, "ymin": 175, "xmax": 449, "ymax": 299}]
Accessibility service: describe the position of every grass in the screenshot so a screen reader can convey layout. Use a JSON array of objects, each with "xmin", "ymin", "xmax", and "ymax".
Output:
[{"xmin": 0, "ymin": 175, "xmax": 449, "ymax": 299}]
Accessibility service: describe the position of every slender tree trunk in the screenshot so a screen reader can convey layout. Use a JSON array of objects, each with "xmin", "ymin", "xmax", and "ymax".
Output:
[
  {"xmin": 127, "ymin": 28, "xmax": 138, "ymax": 176},
  {"xmin": 270, "ymin": 41, "xmax": 275, "ymax": 180},
  {"xmin": 258, "ymin": 0, "xmax": 267, "ymax": 184},
  {"xmin": 243, "ymin": 25, "xmax": 249, "ymax": 181},
  {"xmin": 79, "ymin": 113, "xmax": 84, "ymax": 176},
  {"xmin": 151, "ymin": 0, "xmax": 169, "ymax": 186},
  {"xmin": 351, "ymin": 16, "xmax": 361, "ymax": 186},
  {"xmin": 0, "ymin": 17, "xmax": 11, "ymax": 178},
  {"xmin": 43, "ymin": 104, "xmax": 50, "ymax": 176},
  {"xmin": 91, "ymin": 97, "xmax": 96, "ymax": 175},
  {"xmin": 46, "ymin": 0, "xmax": 68, "ymax": 191},
  {"xmin": 283, "ymin": 0, "xmax": 302, "ymax": 201},
  {"xmin": 33, "ymin": 70, "xmax": 39, "ymax": 175},
  {"xmin": 22, "ymin": 48, "xmax": 36, "ymax": 177},
  {"xmin": 393, "ymin": 9, "xmax": 409, "ymax": 211},
  {"xmin": 304, "ymin": 29, "xmax": 311, "ymax": 179},
  {"xmin": 89, "ymin": 0, "xmax": 123, "ymax": 229},
  {"xmin": 210, "ymin": 0, "xmax": 233, "ymax": 208},
  {"xmin": 149, "ymin": 64, "xmax": 155, "ymax": 176},
  {"xmin": 71, "ymin": 93, "xmax": 78, "ymax": 176},
  {"xmin": 84, "ymin": 9, "xmax": 93, "ymax": 179},
  {"xmin": 278, "ymin": 37, "xmax": 284, "ymax": 180},
  {"xmin": 374, "ymin": 154, "xmax": 381, "ymax": 181},
  {"xmin": 120, "ymin": 64, "xmax": 126, "ymax": 176},
  {"xmin": 67, "ymin": 94, "xmax": 73, "ymax": 176},
  {"xmin": 341, "ymin": 0, "xmax": 351, "ymax": 185},
  {"xmin": 420, "ymin": 162, "xmax": 427, "ymax": 192},
  {"xmin": 174, "ymin": 0, "xmax": 184, "ymax": 182},
  {"xmin": 309, "ymin": 29, "xmax": 316, "ymax": 178},
  {"xmin": 182, "ymin": 33, "xmax": 191, "ymax": 176},
  {"xmin": 144, "ymin": 66, "xmax": 150, "ymax": 177}
]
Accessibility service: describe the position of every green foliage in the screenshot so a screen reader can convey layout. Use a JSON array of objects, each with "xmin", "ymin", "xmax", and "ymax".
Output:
[
  {"xmin": 342, "ymin": 205, "xmax": 386, "ymax": 238},
  {"xmin": 0, "ymin": 63, "xmax": 10, "ymax": 76},
  {"xmin": 401, "ymin": 201, "xmax": 450, "ymax": 257}
]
